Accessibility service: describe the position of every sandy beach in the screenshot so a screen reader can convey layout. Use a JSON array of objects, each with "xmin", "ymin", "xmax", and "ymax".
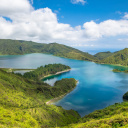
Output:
[{"xmin": 41, "ymin": 69, "xmax": 71, "ymax": 80}]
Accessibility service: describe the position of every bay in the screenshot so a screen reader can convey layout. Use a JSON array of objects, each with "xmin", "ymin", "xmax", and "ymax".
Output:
[{"xmin": 0, "ymin": 53, "xmax": 128, "ymax": 117}]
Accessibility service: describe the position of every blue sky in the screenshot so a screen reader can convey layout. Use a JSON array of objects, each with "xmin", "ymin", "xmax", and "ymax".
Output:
[
  {"xmin": 32, "ymin": 0, "xmax": 128, "ymax": 26},
  {"xmin": 0, "ymin": 0, "xmax": 128, "ymax": 54}
]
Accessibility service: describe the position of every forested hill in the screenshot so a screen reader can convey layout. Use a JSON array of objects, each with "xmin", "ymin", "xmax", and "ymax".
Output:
[
  {"xmin": 1, "ymin": 39, "xmax": 128, "ymax": 66},
  {"xmin": 0, "ymin": 39, "xmax": 97, "ymax": 61},
  {"xmin": 23, "ymin": 64, "xmax": 71, "ymax": 80},
  {"xmin": 94, "ymin": 51, "xmax": 113, "ymax": 60},
  {"xmin": 100, "ymin": 48, "xmax": 128, "ymax": 66}
]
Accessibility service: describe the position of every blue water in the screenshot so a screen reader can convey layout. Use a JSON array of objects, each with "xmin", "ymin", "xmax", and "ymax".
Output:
[{"xmin": 0, "ymin": 53, "xmax": 128, "ymax": 117}]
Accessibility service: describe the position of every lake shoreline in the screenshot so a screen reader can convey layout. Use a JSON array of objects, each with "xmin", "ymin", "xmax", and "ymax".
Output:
[
  {"xmin": 40, "ymin": 69, "xmax": 71, "ymax": 80},
  {"xmin": 0, "ymin": 53, "xmax": 127, "ymax": 68},
  {"xmin": 46, "ymin": 80, "xmax": 79, "ymax": 105},
  {"xmin": 99, "ymin": 63, "xmax": 128, "ymax": 68},
  {"xmin": 0, "ymin": 68, "xmax": 35, "ymax": 72}
]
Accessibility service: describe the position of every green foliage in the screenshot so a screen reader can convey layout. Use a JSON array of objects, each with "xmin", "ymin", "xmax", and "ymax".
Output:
[
  {"xmin": 100, "ymin": 48, "xmax": 128, "ymax": 66},
  {"xmin": 23, "ymin": 64, "xmax": 71, "ymax": 80},
  {"xmin": 123, "ymin": 92, "xmax": 128, "ymax": 100},
  {"xmin": 0, "ymin": 69, "xmax": 80, "ymax": 127},
  {"xmin": 94, "ymin": 51, "xmax": 113, "ymax": 60},
  {"xmin": 41, "ymin": 78, "xmax": 77, "ymax": 98},
  {"xmin": 112, "ymin": 69, "xmax": 128, "ymax": 73},
  {"xmin": 65, "ymin": 102, "xmax": 128, "ymax": 128},
  {"xmin": 0, "ymin": 39, "xmax": 97, "ymax": 61}
]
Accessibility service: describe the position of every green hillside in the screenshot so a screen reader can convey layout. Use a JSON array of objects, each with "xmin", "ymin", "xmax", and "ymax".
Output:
[
  {"xmin": 94, "ymin": 51, "xmax": 113, "ymax": 60},
  {"xmin": 1, "ymin": 68, "xmax": 128, "ymax": 127},
  {"xmin": 100, "ymin": 48, "xmax": 128, "ymax": 66},
  {"xmin": 65, "ymin": 102, "xmax": 128, "ymax": 128},
  {"xmin": 0, "ymin": 39, "xmax": 97, "ymax": 61},
  {"xmin": 0, "ymin": 69, "xmax": 80, "ymax": 128},
  {"xmin": 1, "ymin": 39, "xmax": 128, "ymax": 66}
]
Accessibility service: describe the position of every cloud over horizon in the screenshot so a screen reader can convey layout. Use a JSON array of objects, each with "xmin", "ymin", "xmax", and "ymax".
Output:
[
  {"xmin": 71, "ymin": 0, "xmax": 87, "ymax": 5},
  {"xmin": 0, "ymin": 0, "xmax": 128, "ymax": 50}
]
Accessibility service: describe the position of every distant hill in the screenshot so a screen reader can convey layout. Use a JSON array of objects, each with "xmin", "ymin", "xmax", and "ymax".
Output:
[
  {"xmin": 94, "ymin": 51, "xmax": 113, "ymax": 60},
  {"xmin": 0, "ymin": 39, "xmax": 128, "ymax": 66},
  {"xmin": 100, "ymin": 48, "xmax": 128, "ymax": 66},
  {"xmin": 0, "ymin": 39, "xmax": 97, "ymax": 61}
]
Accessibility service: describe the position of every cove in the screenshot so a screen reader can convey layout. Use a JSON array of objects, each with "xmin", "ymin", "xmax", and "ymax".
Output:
[{"xmin": 0, "ymin": 53, "xmax": 128, "ymax": 117}]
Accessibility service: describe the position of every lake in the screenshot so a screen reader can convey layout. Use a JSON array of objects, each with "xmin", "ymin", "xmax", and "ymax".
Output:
[{"xmin": 0, "ymin": 53, "xmax": 128, "ymax": 117}]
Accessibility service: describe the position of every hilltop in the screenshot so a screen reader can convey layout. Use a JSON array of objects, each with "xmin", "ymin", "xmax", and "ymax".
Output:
[
  {"xmin": 0, "ymin": 39, "xmax": 97, "ymax": 61},
  {"xmin": 94, "ymin": 51, "xmax": 113, "ymax": 60},
  {"xmin": 1, "ymin": 39, "xmax": 128, "ymax": 67},
  {"xmin": 100, "ymin": 48, "xmax": 128, "ymax": 66}
]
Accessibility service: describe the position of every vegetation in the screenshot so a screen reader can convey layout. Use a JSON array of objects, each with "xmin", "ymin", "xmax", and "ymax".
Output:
[
  {"xmin": 100, "ymin": 48, "xmax": 128, "ymax": 66},
  {"xmin": 1, "ymin": 67, "xmax": 128, "ymax": 127},
  {"xmin": 23, "ymin": 64, "xmax": 71, "ymax": 80},
  {"xmin": 0, "ymin": 39, "xmax": 97, "ymax": 61},
  {"xmin": 1, "ymin": 39, "xmax": 128, "ymax": 67},
  {"xmin": 38, "ymin": 78, "xmax": 77, "ymax": 99},
  {"xmin": 123, "ymin": 92, "xmax": 128, "ymax": 100},
  {"xmin": 1, "ymin": 39, "xmax": 128, "ymax": 127},
  {"xmin": 0, "ymin": 69, "xmax": 80, "ymax": 127},
  {"xmin": 0, "ymin": 68, "xmax": 35, "ymax": 73},
  {"xmin": 65, "ymin": 102, "xmax": 128, "ymax": 128},
  {"xmin": 94, "ymin": 51, "xmax": 113, "ymax": 60},
  {"xmin": 112, "ymin": 69, "xmax": 128, "ymax": 73}
]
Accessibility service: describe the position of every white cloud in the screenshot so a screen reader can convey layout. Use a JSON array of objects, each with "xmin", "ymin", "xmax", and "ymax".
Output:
[
  {"xmin": 0, "ymin": 0, "xmax": 33, "ymax": 17},
  {"xmin": 118, "ymin": 38, "xmax": 128, "ymax": 41},
  {"xmin": 71, "ymin": 0, "xmax": 87, "ymax": 5},
  {"xmin": 0, "ymin": 0, "xmax": 128, "ymax": 49},
  {"xmin": 83, "ymin": 20, "xmax": 128, "ymax": 39},
  {"xmin": 123, "ymin": 13, "xmax": 128, "ymax": 19}
]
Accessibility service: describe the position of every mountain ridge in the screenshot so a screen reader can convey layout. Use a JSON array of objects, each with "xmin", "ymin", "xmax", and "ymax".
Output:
[
  {"xmin": 0, "ymin": 39, "xmax": 97, "ymax": 61},
  {"xmin": 0, "ymin": 39, "xmax": 128, "ymax": 66},
  {"xmin": 100, "ymin": 48, "xmax": 128, "ymax": 66}
]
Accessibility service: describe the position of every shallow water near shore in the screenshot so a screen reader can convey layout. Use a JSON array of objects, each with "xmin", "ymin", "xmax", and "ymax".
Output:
[{"xmin": 0, "ymin": 53, "xmax": 128, "ymax": 117}]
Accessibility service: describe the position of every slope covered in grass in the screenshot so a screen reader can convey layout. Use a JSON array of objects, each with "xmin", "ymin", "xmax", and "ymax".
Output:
[
  {"xmin": 100, "ymin": 48, "xmax": 128, "ymax": 66},
  {"xmin": 1, "ymin": 68, "xmax": 128, "ymax": 128},
  {"xmin": 64, "ymin": 102, "xmax": 128, "ymax": 128},
  {"xmin": 0, "ymin": 39, "xmax": 97, "ymax": 61},
  {"xmin": 94, "ymin": 51, "xmax": 113, "ymax": 60},
  {"xmin": 0, "ymin": 69, "xmax": 80, "ymax": 128}
]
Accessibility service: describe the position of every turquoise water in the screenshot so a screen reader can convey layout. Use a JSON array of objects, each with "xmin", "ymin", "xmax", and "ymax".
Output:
[{"xmin": 0, "ymin": 53, "xmax": 128, "ymax": 117}]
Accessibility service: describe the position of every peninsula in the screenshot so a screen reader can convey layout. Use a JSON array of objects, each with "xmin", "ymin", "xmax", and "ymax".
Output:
[{"xmin": 23, "ymin": 64, "xmax": 71, "ymax": 81}]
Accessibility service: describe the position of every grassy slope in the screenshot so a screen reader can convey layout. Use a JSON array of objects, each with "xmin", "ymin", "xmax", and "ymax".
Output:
[
  {"xmin": 64, "ymin": 102, "xmax": 128, "ymax": 128},
  {"xmin": 1, "ymin": 69, "xmax": 128, "ymax": 128},
  {"xmin": 0, "ymin": 39, "xmax": 97, "ymax": 61},
  {"xmin": 94, "ymin": 51, "xmax": 113, "ymax": 60},
  {"xmin": 100, "ymin": 48, "xmax": 128, "ymax": 66},
  {"xmin": 0, "ymin": 70, "xmax": 80, "ymax": 128}
]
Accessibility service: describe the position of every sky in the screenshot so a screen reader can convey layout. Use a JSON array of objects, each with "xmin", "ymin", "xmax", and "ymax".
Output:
[{"xmin": 0, "ymin": 0, "xmax": 128, "ymax": 54}]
